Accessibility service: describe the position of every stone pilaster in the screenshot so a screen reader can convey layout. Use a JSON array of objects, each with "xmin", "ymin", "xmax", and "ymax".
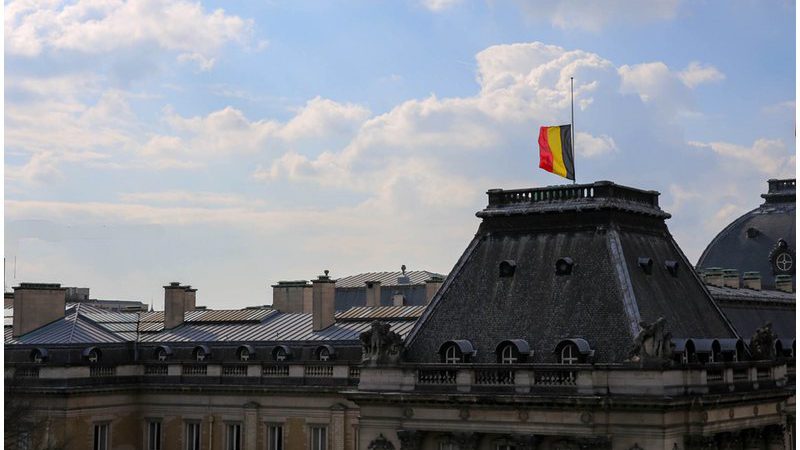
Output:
[
  {"xmin": 244, "ymin": 402, "xmax": 259, "ymax": 450},
  {"xmin": 331, "ymin": 404, "xmax": 347, "ymax": 450}
]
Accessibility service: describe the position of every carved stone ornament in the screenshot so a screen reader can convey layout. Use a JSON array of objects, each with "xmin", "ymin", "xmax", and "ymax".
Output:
[
  {"xmin": 360, "ymin": 321, "xmax": 405, "ymax": 366},
  {"xmin": 629, "ymin": 317, "xmax": 673, "ymax": 363},
  {"xmin": 750, "ymin": 322, "xmax": 777, "ymax": 360},
  {"xmin": 368, "ymin": 434, "xmax": 396, "ymax": 450}
]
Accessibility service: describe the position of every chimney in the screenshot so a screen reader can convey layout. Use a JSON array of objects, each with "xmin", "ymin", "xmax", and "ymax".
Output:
[
  {"xmin": 271, "ymin": 281, "xmax": 312, "ymax": 313},
  {"xmin": 775, "ymin": 275, "xmax": 793, "ymax": 293},
  {"xmin": 742, "ymin": 272, "xmax": 762, "ymax": 290},
  {"xmin": 184, "ymin": 286, "xmax": 197, "ymax": 311},
  {"xmin": 164, "ymin": 282, "xmax": 189, "ymax": 330},
  {"xmin": 365, "ymin": 281, "xmax": 382, "ymax": 307},
  {"xmin": 12, "ymin": 283, "xmax": 67, "ymax": 337},
  {"xmin": 702, "ymin": 268, "xmax": 724, "ymax": 287},
  {"xmin": 392, "ymin": 292, "xmax": 405, "ymax": 306},
  {"xmin": 425, "ymin": 275, "xmax": 444, "ymax": 304},
  {"xmin": 722, "ymin": 269, "xmax": 739, "ymax": 289},
  {"xmin": 312, "ymin": 271, "xmax": 336, "ymax": 331}
]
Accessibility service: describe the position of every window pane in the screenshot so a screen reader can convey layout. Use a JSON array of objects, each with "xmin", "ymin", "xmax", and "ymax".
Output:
[{"xmin": 269, "ymin": 425, "xmax": 283, "ymax": 450}]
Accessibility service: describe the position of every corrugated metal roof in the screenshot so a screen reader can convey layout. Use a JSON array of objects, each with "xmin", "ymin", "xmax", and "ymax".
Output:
[
  {"xmin": 335, "ymin": 271, "xmax": 443, "ymax": 288},
  {"xmin": 139, "ymin": 312, "xmax": 415, "ymax": 343},
  {"xmin": 184, "ymin": 308, "xmax": 276, "ymax": 323},
  {"xmin": 336, "ymin": 305, "xmax": 426, "ymax": 321},
  {"xmin": 6, "ymin": 308, "xmax": 126, "ymax": 345}
]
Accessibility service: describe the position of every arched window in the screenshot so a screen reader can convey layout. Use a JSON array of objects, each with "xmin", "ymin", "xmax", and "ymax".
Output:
[
  {"xmin": 88, "ymin": 348, "xmax": 100, "ymax": 363},
  {"xmin": 444, "ymin": 344, "xmax": 460, "ymax": 364},
  {"xmin": 194, "ymin": 347, "xmax": 207, "ymax": 362},
  {"xmin": 560, "ymin": 345, "xmax": 578, "ymax": 364},
  {"xmin": 156, "ymin": 347, "xmax": 168, "ymax": 361},
  {"xmin": 500, "ymin": 344, "xmax": 517, "ymax": 364},
  {"xmin": 274, "ymin": 347, "xmax": 287, "ymax": 362},
  {"xmin": 238, "ymin": 347, "xmax": 250, "ymax": 362},
  {"xmin": 319, "ymin": 347, "xmax": 330, "ymax": 362},
  {"xmin": 30, "ymin": 348, "xmax": 48, "ymax": 363}
]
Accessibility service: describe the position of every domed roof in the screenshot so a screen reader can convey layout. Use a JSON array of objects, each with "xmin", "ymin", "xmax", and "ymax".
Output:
[{"xmin": 697, "ymin": 179, "xmax": 796, "ymax": 289}]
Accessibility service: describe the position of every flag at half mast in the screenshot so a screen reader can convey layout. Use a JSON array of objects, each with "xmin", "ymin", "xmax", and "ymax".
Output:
[{"xmin": 538, "ymin": 124, "xmax": 574, "ymax": 180}]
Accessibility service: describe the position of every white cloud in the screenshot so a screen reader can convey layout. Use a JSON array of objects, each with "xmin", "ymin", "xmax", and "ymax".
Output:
[
  {"xmin": 420, "ymin": 0, "xmax": 461, "ymax": 12},
  {"xmin": 576, "ymin": 132, "xmax": 617, "ymax": 157},
  {"xmin": 5, "ymin": 0, "xmax": 253, "ymax": 69},
  {"xmin": 514, "ymin": 0, "xmax": 681, "ymax": 32},
  {"xmin": 689, "ymin": 139, "xmax": 795, "ymax": 177},
  {"xmin": 118, "ymin": 191, "xmax": 266, "ymax": 208},
  {"xmin": 678, "ymin": 61, "xmax": 725, "ymax": 88}
]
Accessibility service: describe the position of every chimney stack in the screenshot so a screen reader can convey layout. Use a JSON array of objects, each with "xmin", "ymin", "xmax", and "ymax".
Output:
[
  {"xmin": 702, "ymin": 268, "xmax": 724, "ymax": 287},
  {"xmin": 425, "ymin": 275, "xmax": 444, "ymax": 304},
  {"xmin": 775, "ymin": 275, "xmax": 794, "ymax": 293},
  {"xmin": 164, "ymin": 282, "xmax": 190, "ymax": 330},
  {"xmin": 184, "ymin": 286, "xmax": 197, "ymax": 311},
  {"xmin": 271, "ymin": 281, "xmax": 312, "ymax": 313},
  {"xmin": 722, "ymin": 269, "xmax": 739, "ymax": 289},
  {"xmin": 742, "ymin": 272, "xmax": 762, "ymax": 290},
  {"xmin": 312, "ymin": 271, "xmax": 336, "ymax": 331},
  {"xmin": 365, "ymin": 281, "xmax": 382, "ymax": 307},
  {"xmin": 12, "ymin": 283, "xmax": 66, "ymax": 337}
]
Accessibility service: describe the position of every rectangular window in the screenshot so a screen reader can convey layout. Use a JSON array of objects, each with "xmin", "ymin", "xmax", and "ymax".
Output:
[
  {"xmin": 185, "ymin": 422, "xmax": 201, "ymax": 450},
  {"xmin": 93, "ymin": 423, "xmax": 109, "ymax": 450},
  {"xmin": 439, "ymin": 442, "xmax": 456, "ymax": 450},
  {"xmin": 226, "ymin": 423, "xmax": 242, "ymax": 450},
  {"xmin": 267, "ymin": 424, "xmax": 284, "ymax": 450},
  {"xmin": 310, "ymin": 426, "xmax": 327, "ymax": 450},
  {"xmin": 147, "ymin": 421, "xmax": 162, "ymax": 450}
]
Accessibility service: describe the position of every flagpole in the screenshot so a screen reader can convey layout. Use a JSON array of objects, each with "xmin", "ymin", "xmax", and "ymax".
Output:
[{"xmin": 571, "ymin": 76, "xmax": 576, "ymax": 184}]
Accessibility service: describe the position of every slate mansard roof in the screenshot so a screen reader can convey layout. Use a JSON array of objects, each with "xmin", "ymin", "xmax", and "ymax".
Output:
[
  {"xmin": 698, "ymin": 179, "xmax": 796, "ymax": 289},
  {"xmin": 404, "ymin": 181, "xmax": 738, "ymax": 364}
]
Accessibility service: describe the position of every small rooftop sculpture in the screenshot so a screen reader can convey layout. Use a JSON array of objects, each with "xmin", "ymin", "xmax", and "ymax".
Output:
[
  {"xmin": 360, "ymin": 321, "xmax": 404, "ymax": 366},
  {"xmin": 629, "ymin": 317, "xmax": 673, "ymax": 364}
]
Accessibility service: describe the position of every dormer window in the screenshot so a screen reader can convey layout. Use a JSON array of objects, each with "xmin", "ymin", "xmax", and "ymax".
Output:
[
  {"xmin": 444, "ymin": 345, "xmax": 460, "ymax": 364},
  {"xmin": 88, "ymin": 349, "xmax": 100, "ymax": 363},
  {"xmin": 319, "ymin": 348, "xmax": 330, "ymax": 362},
  {"xmin": 30, "ymin": 348, "xmax": 48, "ymax": 363},
  {"xmin": 272, "ymin": 345, "xmax": 292, "ymax": 362},
  {"xmin": 499, "ymin": 260, "xmax": 516, "ymax": 278},
  {"xmin": 193, "ymin": 346, "xmax": 208, "ymax": 362},
  {"xmin": 495, "ymin": 340, "xmax": 530, "ymax": 364},
  {"xmin": 156, "ymin": 348, "xmax": 168, "ymax": 361},
  {"xmin": 554, "ymin": 339, "xmax": 593, "ymax": 365},
  {"xmin": 439, "ymin": 340, "xmax": 474, "ymax": 364},
  {"xmin": 560, "ymin": 345, "xmax": 578, "ymax": 364},
  {"xmin": 238, "ymin": 348, "xmax": 250, "ymax": 362},
  {"xmin": 500, "ymin": 345, "xmax": 517, "ymax": 364},
  {"xmin": 555, "ymin": 257, "xmax": 574, "ymax": 275}
]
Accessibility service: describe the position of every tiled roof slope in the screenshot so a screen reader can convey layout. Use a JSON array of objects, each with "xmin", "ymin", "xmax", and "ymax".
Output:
[
  {"xmin": 335, "ymin": 270, "xmax": 442, "ymax": 288},
  {"xmin": 706, "ymin": 286, "xmax": 795, "ymax": 340},
  {"xmin": 405, "ymin": 181, "xmax": 738, "ymax": 364}
]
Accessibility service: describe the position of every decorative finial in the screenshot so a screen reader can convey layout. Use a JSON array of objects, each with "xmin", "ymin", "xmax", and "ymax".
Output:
[
  {"xmin": 324, "ymin": 269, "xmax": 329, "ymax": 277},
  {"xmin": 401, "ymin": 264, "xmax": 406, "ymax": 275}
]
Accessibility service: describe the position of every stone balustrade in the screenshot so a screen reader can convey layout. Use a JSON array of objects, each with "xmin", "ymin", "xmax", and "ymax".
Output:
[{"xmin": 358, "ymin": 361, "xmax": 792, "ymax": 396}]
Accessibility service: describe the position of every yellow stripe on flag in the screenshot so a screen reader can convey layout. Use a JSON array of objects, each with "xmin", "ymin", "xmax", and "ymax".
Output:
[{"xmin": 547, "ymin": 126, "xmax": 567, "ymax": 177}]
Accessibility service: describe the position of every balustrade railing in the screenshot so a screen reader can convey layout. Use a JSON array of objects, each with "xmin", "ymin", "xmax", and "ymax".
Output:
[
  {"xmin": 486, "ymin": 182, "xmax": 659, "ymax": 209},
  {"xmin": 144, "ymin": 364, "xmax": 168, "ymax": 375},
  {"xmin": 89, "ymin": 366, "xmax": 115, "ymax": 377},
  {"xmin": 474, "ymin": 368, "xmax": 515, "ymax": 385},
  {"xmin": 262, "ymin": 365, "xmax": 290, "ymax": 377},
  {"xmin": 417, "ymin": 368, "xmax": 457, "ymax": 385},
  {"xmin": 182, "ymin": 364, "xmax": 208, "ymax": 376},
  {"xmin": 533, "ymin": 369, "xmax": 576, "ymax": 386},
  {"xmin": 222, "ymin": 365, "xmax": 248, "ymax": 376},
  {"xmin": 304, "ymin": 365, "xmax": 333, "ymax": 377},
  {"xmin": 706, "ymin": 368, "xmax": 724, "ymax": 383},
  {"xmin": 348, "ymin": 367, "xmax": 361, "ymax": 379},
  {"xmin": 15, "ymin": 367, "xmax": 39, "ymax": 378}
]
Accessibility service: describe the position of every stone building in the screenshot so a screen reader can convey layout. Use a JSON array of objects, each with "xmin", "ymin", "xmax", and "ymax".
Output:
[{"xmin": 4, "ymin": 180, "xmax": 795, "ymax": 450}]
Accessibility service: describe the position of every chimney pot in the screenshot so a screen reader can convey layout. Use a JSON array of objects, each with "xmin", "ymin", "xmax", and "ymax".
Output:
[
  {"xmin": 271, "ymin": 280, "xmax": 312, "ymax": 313},
  {"xmin": 722, "ymin": 269, "xmax": 740, "ymax": 289},
  {"xmin": 164, "ymin": 282, "xmax": 190, "ymax": 329},
  {"xmin": 702, "ymin": 267, "xmax": 724, "ymax": 287},
  {"xmin": 775, "ymin": 275, "xmax": 794, "ymax": 293}
]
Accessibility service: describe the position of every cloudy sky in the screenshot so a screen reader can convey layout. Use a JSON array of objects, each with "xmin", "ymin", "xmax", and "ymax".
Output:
[{"xmin": 5, "ymin": 0, "xmax": 796, "ymax": 309}]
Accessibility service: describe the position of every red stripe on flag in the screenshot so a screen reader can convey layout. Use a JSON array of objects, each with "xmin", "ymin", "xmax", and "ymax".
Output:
[{"xmin": 538, "ymin": 126, "xmax": 553, "ymax": 172}]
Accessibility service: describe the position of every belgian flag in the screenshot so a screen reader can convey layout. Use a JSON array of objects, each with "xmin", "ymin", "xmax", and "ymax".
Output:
[{"xmin": 538, "ymin": 125, "xmax": 574, "ymax": 180}]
